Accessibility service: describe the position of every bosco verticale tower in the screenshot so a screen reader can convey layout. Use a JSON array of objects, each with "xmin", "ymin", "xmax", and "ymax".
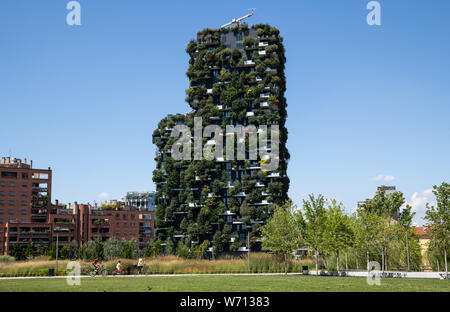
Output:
[{"xmin": 152, "ymin": 20, "xmax": 290, "ymax": 254}]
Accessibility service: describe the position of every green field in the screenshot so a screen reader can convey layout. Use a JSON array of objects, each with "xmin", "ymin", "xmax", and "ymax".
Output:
[{"xmin": 0, "ymin": 275, "xmax": 448, "ymax": 292}]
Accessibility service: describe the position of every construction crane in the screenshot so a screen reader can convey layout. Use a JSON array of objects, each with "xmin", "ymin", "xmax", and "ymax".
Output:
[{"xmin": 221, "ymin": 9, "xmax": 256, "ymax": 29}]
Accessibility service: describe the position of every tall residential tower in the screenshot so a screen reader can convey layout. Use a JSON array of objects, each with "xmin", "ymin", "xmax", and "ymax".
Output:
[{"xmin": 153, "ymin": 23, "xmax": 289, "ymax": 253}]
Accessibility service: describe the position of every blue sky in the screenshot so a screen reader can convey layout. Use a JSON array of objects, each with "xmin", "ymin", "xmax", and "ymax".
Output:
[{"xmin": 0, "ymin": 0, "xmax": 449, "ymax": 225}]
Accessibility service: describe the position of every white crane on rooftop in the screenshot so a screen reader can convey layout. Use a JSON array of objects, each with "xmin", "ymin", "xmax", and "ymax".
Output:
[{"xmin": 221, "ymin": 9, "xmax": 256, "ymax": 29}]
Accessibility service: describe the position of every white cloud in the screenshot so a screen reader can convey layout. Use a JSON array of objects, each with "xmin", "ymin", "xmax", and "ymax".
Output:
[
  {"xmin": 404, "ymin": 188, "xmax": 436, "ymax": 225},
  {"xmin": 97, "ymin": 192, "xmax": 109, "ymax": 199},
  {"xmin": 372, "ymin": 174, "xmax": 395, "ymax": 182},
  {"xmin": 409, "ymin": 188, "xmax": 434, "ymax": 213}
]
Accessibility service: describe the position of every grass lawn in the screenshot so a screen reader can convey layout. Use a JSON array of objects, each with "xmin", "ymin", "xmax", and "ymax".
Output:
[{"xmin": 0, "ymin": 275, "xmax": 448, "ymax": 292}]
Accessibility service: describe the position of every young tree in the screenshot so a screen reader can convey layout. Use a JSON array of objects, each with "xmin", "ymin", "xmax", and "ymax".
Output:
[
  {"xmin": 260, "ymin": 200, "xmax": 303, "ymax": 274},
  {"xmin": 120, "ymin": 238, "xmax": 140, "ymax": 259},
  {"xmin": 60, "ymin": 246, "xmax": 70, "ymax": 260},
  {"xmin": 303, "ymin": 194, "xmax": 327, "ymax": 275},
  {"xmin": 103, "ymin": 238, "xmax": 122, "ymax": 260},
  {"xmin": 398, "ymin": 204, "xmax": 416, "ymax": 271},
  {"xmin": 25, "ymin": 244, "xmax": 34, "ymax": 260},
  {"xmin": 10, "ymin": 244, "xmax": 25, "ymax": 260},
  {"xmin": 371, "ymin": 189, "xmax": 405, "ymax": 271},
  {"xmin": 82, "ymin": 238, "xmax": 104, "ymax": 261},
  {"xmin": 425, "ymin": 182, "xmax": 449, "ymax": 278},
  {"xmin": 176, "ymin": 242, "xmax": 189, "ymax": 259},
  {"xmin": 47, "ymin": 243, "xmax": 57, "ymax": 260},
  {"xmin": 144, "ymin": 241, "xmax": 155, "ymax": 257},
  {"xmin": 324, "ymin": 200, "xmax": 353, "ymax": 271},
  {"xmin": 165, "ymin": 237, "xmax": 175, "ymax": 255},
  {"xmin": 355, "ymin": 207, "xmax": 384, "ymax": 273},
  {"xmin": 69, "ymin": 240, "xmax": 79, "ymax": 260},
  {"xmin": 153, "ymin": 239, "xmax": 163, "ymax": 256}
]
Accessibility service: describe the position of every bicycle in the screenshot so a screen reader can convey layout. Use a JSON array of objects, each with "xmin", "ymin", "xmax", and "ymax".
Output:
[{"xmin": 89, "ymin": 264, "xmax": 106, "ymax": 277}]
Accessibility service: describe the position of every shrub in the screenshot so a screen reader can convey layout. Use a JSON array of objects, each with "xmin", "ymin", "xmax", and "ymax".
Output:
[{"xmin": 0, "ymin": 255, "xmax": 15, "ymax": 263}]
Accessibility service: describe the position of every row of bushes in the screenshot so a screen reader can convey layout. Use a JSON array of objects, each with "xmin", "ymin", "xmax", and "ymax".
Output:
[{"xmin": 0, "ymin": 254, "xmax": 314, "ymax": 277}]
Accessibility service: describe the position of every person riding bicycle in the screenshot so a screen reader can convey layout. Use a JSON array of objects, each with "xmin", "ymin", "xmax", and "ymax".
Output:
[
  {"xmin": 115, "ymin": 260, "xmax": 122, "ymax": 275},
  {"xmin": 137, "ymin": 258, "xmax": 144, "ymax": 275},
  {"xmin": 92, "ymin": 258, "xmax": 100, "ymax": 273}
]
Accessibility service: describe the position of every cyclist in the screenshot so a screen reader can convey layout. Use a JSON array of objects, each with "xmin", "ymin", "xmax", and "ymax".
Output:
[
  {"xmin": 137, "ymin": 258, "xmax": 144, "ymax": 275},
  {"xmin": 115, "ymin": 260, "xmax": 122, "ymax": 275},
  {"xmin": 92, "ymin": 258, "xmax": 100, "ymax": 274}
]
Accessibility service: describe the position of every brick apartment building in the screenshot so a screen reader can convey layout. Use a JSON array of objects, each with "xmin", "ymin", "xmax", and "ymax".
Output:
[{"xmin": 0, "ymin": 157, "xmax": 154, "ymax": 255}]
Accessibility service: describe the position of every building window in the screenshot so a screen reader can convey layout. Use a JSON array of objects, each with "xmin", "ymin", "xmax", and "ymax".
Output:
[
  {"xmin": 0, "ymin": 191, "xmax": 4, "ymax": 196},
  {"xmin": 22, "ymin": 173, "xmax": 29, "ymax": 179},
  {"xmin": 0, "ymin": 209, "xmax": 3, "ymax": 214},
  {"xmin": 0, "ymin": 201, "xmax": 4, "ymax": 206},
  {"xmin": 8, "ymin": 209, "xmax": 14, "ymax": 214},
  {"xmin": 0, "ymin": 182, "xmax": 5, "ymax": 187},
  {"xmin": 236, "ymin": 42, "xmax": 243, "ymax": 50},
  {"xmin": 123, "ymin": 230, "xmax": 127, "ymax": 235},
  {"xmin": 221, "ymin": 35, "xmax": 227, "ymax": 42},
  {"xmin": 9, "ymin": 182, "xmax": 15, "ymax": 187},
  {"xmin": 22, "ymin": 182, "xmax": 28, "ymax": 187},
  {"xmin": 8, "ymin": 201, "xmax": 14, "ymax": 206},
  {"xmin": 236, "ymin": 33, "xmax": 243, "ymax": 41},
  {"xmin": 21, "ymin": 210, "xmax": 26, "ymax": 215},
  {"xmin": 9, "ymin": 191, "xmax": 14, "ymax": 196},
  {"xmin": 21, "ymin": 192, "xmax": 26, "ymax": 197}
]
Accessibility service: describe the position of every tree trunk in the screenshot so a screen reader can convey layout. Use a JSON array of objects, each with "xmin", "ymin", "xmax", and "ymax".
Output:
[
  {"xmin": 356, "ymin": 249, "xmax": 359, "ymax": 270},
  {"xmin": 405, "ymin": 229, "xmax": 410, "ymax": 271},
  {"xmin": 336, "ymin": 250, "xmax": 340, "ymax": 272},
  {"xmin": 284, "ymin": 253, "xmax": 287, "ymax": 275},
  {"xmin": 315, "ymin": 250, "xmax": 319, "ymax": 276},
  {"xmin": 444, "ymin": 246, "xmax": 448, "ymax": 279},
  {"xmin": 366, "ymin": 245, "xmax": 370, "ymax": 274},
  {"xmin": 437, "ymin": 259, "xmax": 440, "ymax": 272},
  {"xmin": 381, "ymin": 247, "xmax": 385, "ymax": 273},
  {"xmin": 345, "ymin": 252, "xmax": 348, "ymax": 271}
]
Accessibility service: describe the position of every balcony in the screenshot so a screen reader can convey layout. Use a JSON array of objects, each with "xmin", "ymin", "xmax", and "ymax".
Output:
[
  {"xmin": 258, "ymin": 50, "xmax": 266, "ymax": 55},
  {"xmin": 258, "ymin": 42, "xmax": 269, "ymax": 47},
  {"xmin": 246, "ymin": 112, "xmax": 254, "ymax": 117},
  {"xmin": 261, "ymin": 101, "xmax": 269, "ymax": 108},
  {"xmin": 206, "ymin": 88, "xmax": 213, "ymax": 95},
  {"xmin": 244, "ymin": 60, "xmax": 255, "ymax": 66},
  {"xmin": 31, "ymin": 213, "xmax": 47, "ymax": 219}
]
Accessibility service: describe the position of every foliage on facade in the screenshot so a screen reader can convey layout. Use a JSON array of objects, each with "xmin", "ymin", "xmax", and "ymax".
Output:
[{"xmin": 152, "ymin": 24, "xmax": 290, "ymax": 253}]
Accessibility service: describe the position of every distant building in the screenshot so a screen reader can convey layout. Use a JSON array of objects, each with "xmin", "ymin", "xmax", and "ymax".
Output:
[
  {"xmin": 125, "ymin": 191, "xmax": 156, "ymax": 212},
  {"xmin": 0, "ymin": 157, "xmax": 52, "ymax": 254},
  {"xmin": 358, "ymin": 185, "xmax": 400, "ymax": 220},
  {"xmin": 413, "ymin": 226, "xmax": 430, "ymax": 265},
  {"xmin": 0, "ymin": 156, "xmax": 154, "ymax": 255}
]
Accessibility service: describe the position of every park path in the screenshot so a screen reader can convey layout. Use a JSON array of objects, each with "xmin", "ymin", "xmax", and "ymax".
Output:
[{"xmin": 0, "ymin": 272, "xmax": 301, "ymax": 280}]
